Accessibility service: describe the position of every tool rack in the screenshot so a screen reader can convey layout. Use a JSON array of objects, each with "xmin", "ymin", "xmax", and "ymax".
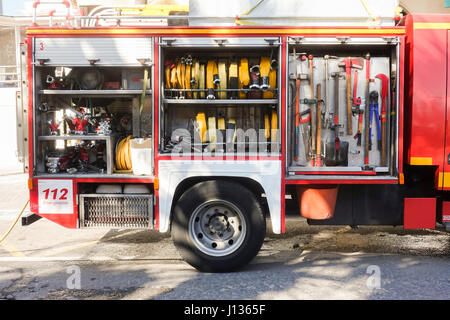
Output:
[
  {"xmin": 158, "ymin": 37, "xmax": 282, "ymax": 157},
  {"xmin": 286, "ymin": 36, "xmax": 399, "ymax": 177}
]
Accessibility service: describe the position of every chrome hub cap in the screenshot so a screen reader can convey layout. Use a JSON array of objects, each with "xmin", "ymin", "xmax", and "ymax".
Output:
[{"xmin": 189, "ymin": 200, "xmax": 246, "ymax": 257}]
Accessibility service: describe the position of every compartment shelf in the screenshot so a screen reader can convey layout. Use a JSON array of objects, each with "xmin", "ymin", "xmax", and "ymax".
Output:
[
  {"xmin": 38, "ymin": 134, "xmax": 115, "ymax": 175},
  {"xmin": 38, "ymin": 89, "xmax": 152, "ymax": 97},
  {"xmin": 36, "ymin": 173, "xmax": 154, "ymax": 179},
  {"xmin": 163, "ymin": 99, "xmax": 278, "ymax": 105}
]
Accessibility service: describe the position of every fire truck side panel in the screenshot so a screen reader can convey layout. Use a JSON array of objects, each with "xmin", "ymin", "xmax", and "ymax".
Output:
[
  {"xmin": 405, "ymin": 15, "xmax": 447, "ymax": 189},
  {"xmin": 158, "ymin": 160, "xmax": 282, "ymax": 234}
]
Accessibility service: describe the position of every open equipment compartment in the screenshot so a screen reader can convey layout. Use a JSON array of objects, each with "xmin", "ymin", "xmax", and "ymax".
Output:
[
  {"xmin": 31, "ymin": 37, "xmax": 154, "ymax": 178},
  {"xmin": 286, "ymin": 36, "xmax": 399, "ymax": 176},
  {"xmin": 158, "ymin": 37, "xmax": 282, "ymax": 157}
]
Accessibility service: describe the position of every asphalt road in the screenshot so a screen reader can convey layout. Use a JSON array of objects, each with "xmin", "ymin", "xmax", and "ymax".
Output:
[
  {"xmin": 0, "ymin": 174, "xmax": 449, "ymax": 300},
  {"xmin": 0, "ymin": 216, "xmax": 449, "ymax": 300}
]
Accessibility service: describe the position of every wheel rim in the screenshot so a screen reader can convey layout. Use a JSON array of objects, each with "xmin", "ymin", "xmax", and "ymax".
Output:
[{"xmin": 189, "ymin": 200, "xmax": 247, "ymax": 257}]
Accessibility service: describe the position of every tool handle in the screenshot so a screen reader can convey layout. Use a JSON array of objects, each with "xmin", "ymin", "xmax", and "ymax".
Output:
[{"xmin": 346, "ymin": 76, "xmax": 353, "ymax": 135}]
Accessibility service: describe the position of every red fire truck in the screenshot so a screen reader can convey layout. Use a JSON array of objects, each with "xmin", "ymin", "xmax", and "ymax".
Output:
[{"xmin": 24, "ymin": 4, "xmax": 450, "ymax": 272}]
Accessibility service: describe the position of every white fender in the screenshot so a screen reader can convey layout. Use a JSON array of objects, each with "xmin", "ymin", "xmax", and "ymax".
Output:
[{"xmin": 158, "ymin": 160, "xmax": 282, "ymax": 234}]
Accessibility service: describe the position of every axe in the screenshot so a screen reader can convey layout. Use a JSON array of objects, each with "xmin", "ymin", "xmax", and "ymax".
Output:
[
  {"xmin": 339, "ymin": 57, "xmax": 363, "ymax": 136},
  {"xmin": 375, "ymin": 73, "xmax": 389, "ymax": 167}
]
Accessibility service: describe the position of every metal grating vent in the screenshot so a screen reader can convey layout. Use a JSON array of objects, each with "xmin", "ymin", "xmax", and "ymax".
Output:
[{"xmin": 80, "ymin": 194, "xmax": 153, "ymax": 229}]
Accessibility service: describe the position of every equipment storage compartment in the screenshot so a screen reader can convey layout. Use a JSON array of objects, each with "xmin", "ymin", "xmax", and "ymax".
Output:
[
  {"xmin": 159, "ymin": 37, "xmax": 281, "ymax": 157},
  {"xmin": 287, "ymin": 37, "xmax": 399, "ymax": 177},
  {"xmin": 33, "ymin": 64, "xmax": 153, "ymax": 177}
]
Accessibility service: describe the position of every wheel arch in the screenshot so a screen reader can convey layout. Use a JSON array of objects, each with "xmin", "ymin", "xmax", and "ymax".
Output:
[
  {"xmin": 157, "ymin": 160, "xmax": 282, "ymax": 234},
  {"xmin": 169, "ymin": 176, "xmax": 271, "ymax": 232}
]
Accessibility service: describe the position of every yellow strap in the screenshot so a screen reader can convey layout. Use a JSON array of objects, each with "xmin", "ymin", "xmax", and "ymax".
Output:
[
  {"xmin": 206, "ymin": 60, "xmax": 218, "ymax": 89},
  {"xmin": 176, "ymin": 61, "xmax": 182, "ymax": 88},
  {"xmin": 208, "ymin": 116, "xmax": 217, "ymax": 151},
  {"xmin": 165, "ymin": 65, "xmax": 171, "ymax": 89},
  {"xmin": 229, "ymin": 62, "xmax": 238, "ymax": 98},
  {"xmin": 264, "ymin": 114, "xmax": 270, "ymax": 139},
  {"xmin": 206, "ymin": 60, "xmax": 218, "ymax": 99},
  {"xmin": 271, "ymin": 110, "xmax": 278, "ymax": 144},
  {"xmin": 180, "ymin": 61, "xmax": 186, "ymax": 89},
  {"xmin": 263, "ymin": 68, "xmax": 277, "ymax": 99},
  {"xmin": 170, "ymin": 67, "xmax": 177, "ymax": 89},
  {"xmin": 239, "ymin": 58, "xmax": 250, "ymax": 99},
  {"xmin": 218, "ymin": 60, "xmax": 227, "ymax": 99},
  {"xmin": 199, "ymin": 64, "xmax": 205, "ymax": 99},
  {"xmin": 192, "ymin": 60, "xmax": 200, "ymax": 99},
  {"xmin": 185, "ymin": 64, "xmax": 191, "ymax": 98},
  {"xmin": 196, "ymin": 112, "xmax": 207, "ymax": 143},
  {"xmin": 228, "ymin": 119, "xmax": 237, "ymax": 142},
  {"xmin": 218, "ymin": 117, "xmax": 225, "ymax": 130},
  {"xmin": 260, "ymin": 56, "xmax": 271, "ymax": 78},
  {"xmin": 229, "ymin": 62, "xmax": 238, "ymax": 79}
]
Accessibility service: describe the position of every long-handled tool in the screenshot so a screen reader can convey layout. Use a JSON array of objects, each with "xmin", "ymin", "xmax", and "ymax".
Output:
[
  {"xmin": 339, "ymin": 57, "xmax": 363, "ymax": 136},
  {"xmin": 363, "ymin": 53, "xmax": 371, "ymax": 169},
  {"xmin": 293, "ymin": 49, "xmax": 308, "ymax": 165},
  {"xmin": 352, "ymin": 69, "xmax": 364, "ymax": 146},
  {"xmin": 369, "ymin": 91, "xmax": 381, "ymax": 152},
  {"xmin": 308, "ymin": 55, "xmax": 316, "ymax": 159},
  {"xmin": 323, "ymin": 55, "xmax": 338, "ymax": 129},
  {"xmin": 315, "ymin": 83, "xmax": 323, "ymax": 167},
  {"xmin": 375, "ymin": 73, "xmax": 389, "ymax": 166},
  {"xmin": 325, "ymin": 72, "xmax": 348, "ymax": 166}
]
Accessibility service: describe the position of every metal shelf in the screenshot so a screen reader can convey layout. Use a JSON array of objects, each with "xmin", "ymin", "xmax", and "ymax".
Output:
[
  {"xmin": 35, "ymin": 173, "xmax": 154, "ymax": 179},
  {"xmin": 38, "ymin": 134, "xmax": 114, "ymax": 141},
  {"xmin": 38, "ymin": 89, "xmax": 152, "ymax": 97},
  {"xmin": 163, "ymin": 98, "xmax": 278, "ymax": 105},
  {"xmin": 39, "ymin": 134, "xmax": 115, "ymax": 174}
]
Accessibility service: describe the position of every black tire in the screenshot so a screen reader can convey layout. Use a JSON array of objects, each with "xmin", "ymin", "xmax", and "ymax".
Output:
[{"xmin": 171, "ymin": 180, "xmax": 266, "ymax": 272}]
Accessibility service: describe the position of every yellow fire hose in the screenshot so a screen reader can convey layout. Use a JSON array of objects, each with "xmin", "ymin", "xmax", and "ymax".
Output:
[{"xmin": 0, "ymin": 199, "xmax": 30, "ymax": 243}]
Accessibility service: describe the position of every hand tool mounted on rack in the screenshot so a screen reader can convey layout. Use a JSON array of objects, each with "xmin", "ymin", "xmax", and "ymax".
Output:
[
  {"xmin": 314, "ymin": 84, "xmax": 324, "ymax": 167},
  {"xmin": 293, "ymin": 49, "xmax": 308, "ymax": 166},
  {"xmin": 363, "ymin": 53, "xmax": 372, "ymax": 170},
  {"xmin": 339, "ymin": 57, "xmax": 363, "ymax": 136},
  {"xmin": 323, "ymin": 55, "xmax": 338, "ymax": 129},
  {"xmin": 352, "ymin": 69, "xmax": 364, "ymax": 146},
  {"xmin": 325, "ymin": 72, "xmax": 348, "ymax": 167},
  {"xmin": 308, "ymin": 55, "xmax": 316, "ymax": 159},
  {"xmin": 369, "ymin": 90, "xmax": 382, "ymax": 152},
  {"xmin": 375, "ymin": 73, "xmax": 389, "ymax": 166}
]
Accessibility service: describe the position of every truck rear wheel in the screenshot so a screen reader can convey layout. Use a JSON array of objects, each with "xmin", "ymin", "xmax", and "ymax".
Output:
[{"xmin": 171, "ymin": 180, "xmax": 266, "ymax": 272}]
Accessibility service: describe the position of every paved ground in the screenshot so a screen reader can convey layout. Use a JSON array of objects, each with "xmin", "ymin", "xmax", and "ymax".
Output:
[{"xmin": 0, "ymin": 173, "xmax": 449, "ymax": 300}]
